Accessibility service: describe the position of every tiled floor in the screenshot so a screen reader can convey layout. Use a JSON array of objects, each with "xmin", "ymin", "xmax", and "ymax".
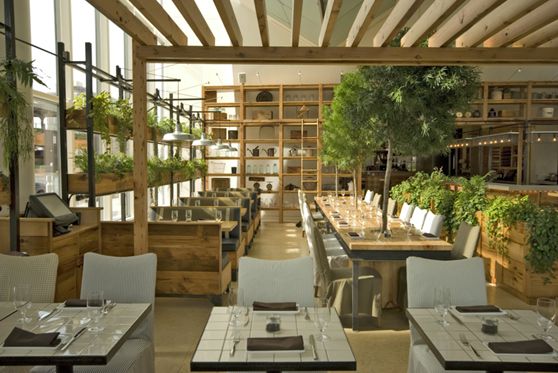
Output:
[{"xmin": 154, "ymin": 222, "xmax": 533, "ymax": 373}]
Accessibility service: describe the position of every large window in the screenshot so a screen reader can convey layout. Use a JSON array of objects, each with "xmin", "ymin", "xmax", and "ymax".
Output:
[
  {"xmin": 29, "ymin": 0, "xmax": 57, "ymax": 94},
  {"xmin": 33, "ymin": 98, "xmax": 60, "ymax": 195},
  {"xmin": 71, "ymin": 0, "xmax": 96, "ymax": 96}
]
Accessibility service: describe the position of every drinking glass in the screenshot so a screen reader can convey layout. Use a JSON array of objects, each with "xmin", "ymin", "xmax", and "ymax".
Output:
[
  {"xmin": 228, "ymin": 287, "xmax": 245, "ymax": 325},
  {"xmin": 194, "ymin": 200, "xmax": 201, "ymax": 207},
  {"xmin": 11, "ymin": 284, "xmax": 32, "ymax": 324},
  {"xmin": 215, "ymin": 210, "xmax": 223, "ymax": 222},
  {"xmin": 313, "ymin": 297, "xmax": 332, "ymax": 342},
  {"xmin": 404, "ymin": 221, "xmax": 413, "ymax": 236},
  {"xmin": 434, "ymin": 288, "xmax": 451, "ymax": 326},
  {"xmin": 87, "ymin": 290, "xmax": 104, "ymax": 332},
  {"xmin": 536, "ymin": 297, "xmax": 556, "ymax": 341},
  {"xmin": 185, "ymin": 209, "xmax": 192, "ymax": 222},
  {"xmin": 171, "ymin": 209, "xmax": 179, "ymax": 222},
  {"xmin": 214, "ymin": 200, "xmax": 220, "ymax": 207}
]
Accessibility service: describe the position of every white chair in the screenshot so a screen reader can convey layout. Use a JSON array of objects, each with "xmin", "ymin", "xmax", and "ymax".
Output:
[
  {"xmin": 386, "ymin": 198, "xmax": 397, "ymax": 217},
  {"xmin": 238, "ymin": 257, "xmax": 314, "ymax": 307},
  {"xmin": 409, "ymin": 207, "xmax": 427, "ymax": 230},
  {"xmin": 371, "ymin": 193, "xmax": 381, "ymax": 209},
  {"xmin": 421, "ymin": 211, "xmax": 444, "ymax": 237},
  {"xmin": 0, "ymin": 253, "xmax": 58, "ymax": 303},
  {"xmin": 32, "ymin": 252, "xmax": 157, "ymax": 373},
  {"xmin": 364, "ymin": 190, "xmax": 374, "ymax": 204},
  {"xmin": 406, "ymin": 257, "xmax": 486, "ymax": 373},
  {"xmin": 451, "ymin": 222, "xmax": 481, "ymax": 259},
  {"xmin": 399, "ymin": 202, "xmax": 415, "ymax": 224}
]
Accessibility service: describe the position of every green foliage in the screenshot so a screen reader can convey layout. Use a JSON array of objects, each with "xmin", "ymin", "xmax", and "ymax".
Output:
[
  {"xmin": 147, "ymin": 111, "xmax": 158, "ymax": 128},
  {"xmin": 525, "ymin": 206, "xmax": 558, "ymax": 278},
  {"xmin": 74, "ymin": 150, "xmax": 133, "ymax": 178},
  {"xmin": 192, "ymin": 158, "xmax": 207, "ymax": 176},
  {"xmin": 69, "ymin": 92, "xmax": 114, "ymax": 144},
  {"xmin": 157, "ymin": 117, "xmax": 176, "ymax": 134},
  {"xmin": 112, "ymin": 99, "xmax": 133, "ymax": 148},
  {"xmin": 484, "ymin": 196, "xmax": 531, "ymax": 255},
  {"xmin": 0, "ymin": 59, "xmax": 46, "ymax": 167},
  {"xmin": 0, "ymin": 171, "xmax": 8, "ymax": 189},
  {"xmin": 147, "ymin": 157, "xmax": 207, "ymax": 185},
  {"xmin": 390, "ymin": 171, "xmax": 430, "ymax": 205},
  {"xmin": 452, "ymin": 175, "xmax": 487, "ymax": 231}
]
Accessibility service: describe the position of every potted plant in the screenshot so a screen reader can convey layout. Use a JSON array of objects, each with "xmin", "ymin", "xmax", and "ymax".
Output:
[
  {"xmin": 69, "ymin": 150, "xmax": 134, "ymax": 195},
  {"xmin": 0, "ymin": 171, "xmax": 9, "ymax": 205},
  {"xmin": 111, "ymin": 98, "xmax": 133, "ymax": 149}
]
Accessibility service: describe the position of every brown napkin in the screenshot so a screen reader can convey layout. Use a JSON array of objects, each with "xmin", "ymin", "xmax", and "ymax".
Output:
[
  {"xmin": 253, "ymin": 301, "xmax": 298, "ymax": 311},
  {"xmin": 455, "ymin": 305, "xmax": 501, "ymax": 313},
  {"xmin": 64, "ymin": 299, "xmax": 87, "ymax": 307},
  {"xmin": 488, "ymin": 339, "xmax": 553, "ymax": 354},
  {"xmin": 247, "ymin": 336, "xmax": 304, "ymax": 351},
  {"xmin": 4, "ymin": 327, "xmax": 60, "ymax": 347}
]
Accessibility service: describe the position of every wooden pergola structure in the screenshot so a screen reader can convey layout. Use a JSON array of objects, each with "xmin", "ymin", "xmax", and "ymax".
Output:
[{"xmin": 86, "ymin": 0, "xmax": 558, "ymax": 254}]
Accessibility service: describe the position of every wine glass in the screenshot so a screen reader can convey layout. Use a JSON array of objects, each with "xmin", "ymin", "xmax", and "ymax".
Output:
[
  {"xmin": 215, "ymin": 210, "xmax": 223, "ymax": 222},
  {"xmin": 171, "ymin": 209, "xmax": 179, "ymax": 222},
  {"xmin": 313, "ymin": 297, "xmax": 332, "ymax": 342},
  {"xmin": 433, "ymin": 288, "xmax": 451, "ymax": 326},
  {"xmin": 11, "ymin": 284, "xmax": 32, "ymax": 324},
  {"xmin": 536, "ymin": 297, "xmax": 556, "ymax": 341},
  {"xmin": 87, "ymin": 290, "xmax": 104, "ymax": 332},
  {"xmin": 228, "ymin": 287, "xmax": 245, "ymax": 325},
  {"xmin": 185, "ymin": 209, "xmax": 192, "ymax": 222}
]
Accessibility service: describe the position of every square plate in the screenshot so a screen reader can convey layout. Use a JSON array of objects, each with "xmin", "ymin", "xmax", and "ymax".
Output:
[
  {"xmin": 252, "ymin": 305, "xmax": 300, "ymax": 314},
  {"xmin": 450, "ymin": 306, "xmax": 507, "ymax": 317}
]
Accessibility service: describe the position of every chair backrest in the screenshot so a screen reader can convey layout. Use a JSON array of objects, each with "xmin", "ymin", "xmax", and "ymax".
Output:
[
  {"xmin": 238, "ymin": 257, "xmax": 314, "ymax": 307},
  {"xmin": 302, "ymin": 202, "xmax": 332, "ymax": 291},
  {"xmin": 181, "ymin": 197, "xmax": 251, "ymax": 224},
  {"xmin": 200, "ymin": 191, "xmax": 259, "ymax": 218},
  {"xmin": 371, "ymin": 193, "xmax": 382, "ymax": 209},
  {"xmin": 409, "ymin": 207, "xmax": 427, "ymax": 229},
  {"xmin": 0, "ymin": 253, "xmax": 58, "ymax": 303},
  {"xmin": 399, "ymin": 202, "xmax": 415, "ymax": 223},
  {"xmin": 421, "ymin": 211, "xmax": 444, "ymax": 237},
  {"xmin": 364, "ymin": 190, "xmax": 374, "ymax": 204},
  {"xmin": 80, "ymin": 253, "xmax": 157, "ymax": 341},
  {"xmin": 452, "ymin": 222, "xmax": 481, "ymax": 259},
  {"xmin": 386, "ymin": 198, "xmax": 397, "ymax": 217}
]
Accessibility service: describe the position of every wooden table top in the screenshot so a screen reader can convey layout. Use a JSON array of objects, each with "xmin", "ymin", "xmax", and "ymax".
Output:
[
  {"xmin": 0, "ymin": 302, "xmax": 150, "ymax": 367},
  {"xmin": 315, "ymin": 197, "xmax": 452, "ymax": 259},
  {"xmin": 191, "ymin": 306, "xmax": 356, "ymax": 372},
  {"xmin": 406, "ymin": 308, "xmax": 558, "ymax": 372}
]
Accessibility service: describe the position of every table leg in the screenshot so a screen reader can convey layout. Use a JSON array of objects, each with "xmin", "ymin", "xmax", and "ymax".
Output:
[
  {"xmin": 352, "ymin": 260, "xmax": 360, "ymax": 331},
  {"xmin": 56, "ymin": 364, "xmax": 73, "ymax": 373}
]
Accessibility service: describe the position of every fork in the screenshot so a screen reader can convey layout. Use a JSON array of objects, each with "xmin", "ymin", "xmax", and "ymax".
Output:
[
  {"xmin": 304, "ymin": 307, "xmax": 311, "ymax": 321},
  {"xmin": 459, "ymin": 333, "xmax": 482, "ymax": 358},
  {"xmin": 230, "ymin": 337, "xmax": 240, "ymax": 356}
]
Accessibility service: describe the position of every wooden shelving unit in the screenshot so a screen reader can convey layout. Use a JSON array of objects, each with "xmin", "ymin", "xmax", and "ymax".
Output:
[{"xmin": 202, "ymin": 84, "xmax": 339, "ymax": 222}]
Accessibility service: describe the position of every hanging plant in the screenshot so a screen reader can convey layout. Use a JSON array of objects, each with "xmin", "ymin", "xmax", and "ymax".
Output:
[
  {"xmin": 67, "ymin": 91, "xmax": 113, "ymax": 144},
  {"xmin": 157, "ymin": 117, "xmax": 175, "ymax": 134},
  {"xmin": 111, "ymin": 98, "xmax": 133, "ymax": 148},
  {"xmin": 74, "ymin": 149, "xmax": 133, "ymax": 179},
  {"xmin": 0, "ymin": 59, "xmax": 45, "ymax": 167},
  {"xmin": 525, "ymin": 206, "xmax": 558, "ymax": 278}
]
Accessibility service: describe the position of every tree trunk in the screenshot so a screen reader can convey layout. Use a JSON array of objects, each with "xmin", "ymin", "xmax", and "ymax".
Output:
[
  {"xmin": 335, "ymin": 165, "xmax": 338, "ymax": 196},
  {"xmin": 382, "ymin": 140, "xmax": 393, "ymax": 235},
  {"xmin": 352, "ymin": 169, "xmax": 358, "ymax": 210}
]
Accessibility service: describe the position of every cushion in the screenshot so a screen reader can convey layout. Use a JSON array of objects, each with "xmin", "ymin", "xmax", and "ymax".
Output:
[{"xmin": 222, "ymin": 238, "xmax": 239, "ymax": 252}]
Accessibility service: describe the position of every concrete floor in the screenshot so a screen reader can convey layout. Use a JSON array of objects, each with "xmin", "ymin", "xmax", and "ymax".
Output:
[{"xmin": 153, "ymin": 222, "xmax": 533, "ymax": 373}]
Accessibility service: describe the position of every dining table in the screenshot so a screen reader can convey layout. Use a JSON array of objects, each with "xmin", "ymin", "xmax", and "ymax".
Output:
[
  {"xmin": 0, "ymin": 301, "xmax": 151, "ymax": 373},
  {"xmin": 190, "ymin": 306, "xmax": 356, "ymax": 372},
  {"xmin": 406, "ymin": 308, "xmax": 558, "ymax": 372},
  {"xmin": 315, "ymin": 196, "xmax": 452, "ymax": 331}
]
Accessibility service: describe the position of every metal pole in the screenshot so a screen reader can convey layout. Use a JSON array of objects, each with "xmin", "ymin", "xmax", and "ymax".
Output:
[
  {"xmin": 57, "ymin": 42, "xmax": 69, "ymax": 203},
  {"xmin": 85, "ymin": 42, "xmax": 96, "ymax": 207},
  {"xmin": 169, "ymin": 94, "xmax": 174, "ymax": 206},
  {"xmin": 189, "ymin": 106, "xmax": 195, "ymax": 197},
  {"xmin": 117, "ymin": 66, "xmax": 127, "ymax": 221},
  {"xmin": 4, "ymin": 0, "xmax": 20, "ymax": 252}
]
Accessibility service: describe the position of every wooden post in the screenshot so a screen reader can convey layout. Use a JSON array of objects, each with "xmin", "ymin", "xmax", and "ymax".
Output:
[{"xmin": 133, "ymin": 41, "xmax": 148, "ymax": 254}]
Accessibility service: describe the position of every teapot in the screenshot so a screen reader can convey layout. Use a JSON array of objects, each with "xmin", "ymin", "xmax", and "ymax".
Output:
[
  {"xmin": 263, "ymin": 147, "xmax": 275, "ymax": 157},
  {"xmin": 289, "ymin": 147, "xmax": 298, "ymax": 157},
  {"xmin": 247, "ymin": 146, "xmax": 260, "ymax": 157}
]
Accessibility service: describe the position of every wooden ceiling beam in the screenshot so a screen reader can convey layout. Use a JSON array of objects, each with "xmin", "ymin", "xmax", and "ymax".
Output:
[
  {"xmin": 86, "ymin": 0, "xmax": 157, "ymax": 45},
  {"xmin": 540, "ymin": 37, "xmax": 558, "ymax": 47},
  {"xmin": 517, "ymin": 19, "xmax": 558, "ymax": 47},
  {"xmin": 254, "ymin": 0, "xmax": 269, "ymax": 47},
  {"xmin": 456, "ymin": 0, "xmax": 547, "ymax": 47},
  {"xmin": 372, "ymin": 0, "xmax": 425, "ymax": 47},
  {"xmin": 291, "ymin": 0, "xmax": 303, "ymax": 47},
  {"xmin": 401, "ymin": 0, "xmax": 465, "ymax": 47},
  {"xmin": 136, "ymin": 46, "xmax": 558, "ymax": 64},
  {"xmin": 319, "ymin": 0, "xmax": 343, "ymax": 47},
  {"xmin": 428, "ymin": 0, "xmax": 505, "ymax": 47},
  {"xmin": 346, "ymin": 0, "xmax": 383, "ymax": 47},
  {"xmin": 213, "ymin": 0, "xmax": 243, "ymax": 46},
  {"xmin": 129, "ymin": 0, "xmax": 187, "ymax": 46},
  {"xmin": 172, "ymin": 0, "xmax": 215, "ymax": 46},
  {"xmin": 484, "ymin": 0, "xmax": 558, "ymax": 48}
]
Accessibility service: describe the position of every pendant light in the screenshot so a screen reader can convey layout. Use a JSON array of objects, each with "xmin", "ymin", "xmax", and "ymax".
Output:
[
  {"xmin": 212, "ymin": 138, "xmax": 230, "ymax": 151},
  {"xmin": 227, "ymin": 141, "xmax": 238, "ymax": 152},
  {"xmin": 162, "ymin": 117, "xmax": 194, "ymax": 144},
  {"xmin": 192, "ymin": 132, "xmax": 214, "ymax": 147}
]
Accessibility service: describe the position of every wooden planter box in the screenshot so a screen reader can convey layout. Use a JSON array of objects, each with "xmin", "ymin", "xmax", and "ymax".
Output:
[
  {"xmin": 477, "ymin": 212, "xmax": 558, "ymax": 304},
  {"xmin": 149, "ymin": 171, "xmax": 172, "ymax": 188},
  {"xmin": 68, "ymin": 172, "xmax": 134, "ymax": 196},
  {"xmin": 0, "ymin": 183, "xmax": 9, "ymax": 205}
]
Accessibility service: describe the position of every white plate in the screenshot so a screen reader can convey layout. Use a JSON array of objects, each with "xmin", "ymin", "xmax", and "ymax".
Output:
[
  {"xmin": 252, "ymin": 305, "xmax": 300, "ymax": 314},
  {"xmin": 450, "ymin": 306, "xmax": 507, "ymax": 317}
]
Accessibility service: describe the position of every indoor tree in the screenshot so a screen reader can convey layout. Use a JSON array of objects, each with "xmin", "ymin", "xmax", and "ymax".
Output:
[{"xmin": 324, "ymin": 65, "xmax": 480, "ymax": 235}]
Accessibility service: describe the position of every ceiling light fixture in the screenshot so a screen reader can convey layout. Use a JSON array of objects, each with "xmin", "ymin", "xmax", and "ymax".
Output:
[{"xmin": 191, "ymin": 132, "xmax": 214, "ymax": 147}]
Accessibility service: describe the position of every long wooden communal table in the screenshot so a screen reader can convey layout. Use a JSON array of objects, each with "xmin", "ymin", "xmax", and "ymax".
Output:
[{"xmin": 315, "ymin": 197, "xmax": 452, "ymax": 331}]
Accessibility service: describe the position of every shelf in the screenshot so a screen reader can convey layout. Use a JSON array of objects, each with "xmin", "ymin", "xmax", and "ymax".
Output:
[
  {"xmin": 283, "ymin": 101, "xmax": 319, "ymax": 106},
  {"xmin": 206, "ymin": 121, "xmax": 242, "ymax": 127},
  {"xmin": 283, "ymin": 156, "xmax": 318, "ymax": 160},
  {"xmin": 531, "ymin": 99, "xmax": 558, "ymax": 104},
  {"xmin": 243, "ymin": 120, "xmax": 280, "ymax": 124},
  {"xmin": 245, "ymin": 157, "xmax": 279, "ymax": 160},
  {"xmin": 206, "ymin": 173, "xmax": 241, "ymax": 177},
  {"xmin": 205, "ymin": 102, "xmax": 240, "ymax": 107},
  {"xmin": 283, "ymin": 138, "xmax": 318, "ymax": 143},
  {"xmin": 244, "ymin": 139, "xmax": 280, "ymax": 143},
  {"xmin": 282, "ymin": 207, "xmax": 300, "ymax": 211},
  {"xmin": 321, "ymin": 173, "xmax": 352, "ymax": 176},
  {"xmin": 282, "ymin": 122, "xmax": 318, "ymax": 126},
  {"xmin": 206, "ymin": 157, "xmax": 240, "ymax": 160},
  {"xmin": 530, "ymin": 117, "xmax": 558, "ymax": 121},
  {"xmin": 261, "ymin": 207, "xmax": 280, "ymax": 210},
  {"xmin": 244, "ymin": 101, "xmax": 280, "ymax": 106},
  {"xmin": 259, "ymin": 190, "xmax": 279, "ymax": 194},
  {"xmin": 486, "ymin": 99, "xmax": 527, "ymax": 104},
  {"xmin": 245, "ymin": 173, "xmax": 280, "ymax": 177}
]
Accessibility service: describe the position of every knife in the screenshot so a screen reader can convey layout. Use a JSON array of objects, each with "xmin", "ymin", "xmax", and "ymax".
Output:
[
  {"xmin": 60, "ymin": 327, "xmax": 87, "ymax": 351},
  {"xmin": 309, "ymin": 334, "xmax": 318, "ymax": 360},
  {"xmin": 39, "ymin": 303, "xmax": 64, "ymax": 321},
  {"xmin": 449, "ymin": 311, "xmax": 464, "ymax": 325}
]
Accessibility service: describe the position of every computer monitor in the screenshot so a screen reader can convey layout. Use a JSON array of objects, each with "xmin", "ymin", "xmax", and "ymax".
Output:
[{"xmin": 27, "ymin": 193, "xmax": 78, "ymax": 235}]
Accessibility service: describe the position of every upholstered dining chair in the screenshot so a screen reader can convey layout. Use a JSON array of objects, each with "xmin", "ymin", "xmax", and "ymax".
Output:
[
  {"xmin": 0, "ymin": 253, "xmax": 58, "ymax": 303},
  {"xmin": 421, "ymin": 211, "xmax": 444, "ymax": 237},
  {"xmin": 371, "ymin": 193, "xmax": 382, "ymax": 209},
  {"xmin": 399, "ymin": 202, "xmax": 415, "ymax": 224},
  {"xmin": 364, "ymin": 190, "xmax": 374, "ymax": 204},
  {"xmin": 386, "ymin": 198, "xmax": 397, "ymax": 217},
  {"xmin": 406, "ymin": 257, "xmax": 487, "ymax": 373},
  {"xmin": 238, "ymin": 257, "xmax": 314, "ymax": 307},
  {"xmin": 409, "ymin": 207, "xmax": 427, "ymax": 230},
  {"xmin": 32, "ymin": 253, "xmax": 157, "ymax": 373},
  {"xmin": 451, "ymin": 222, "xmax": 481, "ymax": 259}
]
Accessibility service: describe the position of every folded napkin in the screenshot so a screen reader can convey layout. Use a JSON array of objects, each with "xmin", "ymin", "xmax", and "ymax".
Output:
[
  {"xmin": 488, "ymin": 339, "xmax": 553, "ymax": 354},
  {"xmin": 253, "ymin": 301, "xmax": 298, "ymax": 311},
  {"xmin": 64, "ymin": 299, "xmax": 87, "ymax": 307},
  {"xmin": 455, "ymin": 305, "xmax": 501, "ymax": 313},
  {"xmin": 4, "ymin": 327, "xmax": 60, "ymax": 347},
  {"xmin": 247, "ymin": 336, "xmax": 304, "ymax": 351}
]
